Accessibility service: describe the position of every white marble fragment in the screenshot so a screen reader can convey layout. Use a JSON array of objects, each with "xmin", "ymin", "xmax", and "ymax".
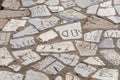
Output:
[
  {"xmin": 0, "ymin": 10, "xmax": 30, "ymax": 18},
  {"xmin": 52, "ymin": 54, "xmax": 79, "ymax": 66},
  {"xmin": 35, "ymin": 0, "xmax": 45, "ymax": 4},
  {"xmin": 87, "ymin": 5, "xmax": 98, "ymax": 14},
  {"xmin": 2, "ymin": 0, "xmax": 21, "ymax": 10},
  {"xmin": 92, "ymin": 68, "xmax": 119, "ymax": 80},
  {"xmin": 0, "ymin": 47, "xmax": 14, "ymax": 66},
  {"xmin": 29, "ymin": 5, "xmax": 51, "ymax": 17},
  {"xmin": 100, "ymin": 1, "xmax": 112, "ymax": 7},
  {"xmin": 38, "ymin": 30, "xmax": 58, "ymax": 42},
  {"xmin": 55, "ymin": 22, "xmax": 82, "ymax": 40},
  {"xmin": 75, "ymin": 0, "xmax": 103, "ymax": 8},
  {"xmin": 75, "ymin": 41, "xmax": 97, "ymax": 56},
  {"xmin": 2, "ymin": 19, "xmax": 27, "ymax": 31},
  {"xmin": 13, "ymin": 26, "xmax": 39, "ymax": 38},
  {"xmin": 55, "ymin": 76, "xmax": 63, "ymax": 80},
  {"xmin": 61, "ymin": 1, "xmax": 76, "ymax": 8},
  {"xmin": 104, "ymin": 30, "xmax": 120, "ymax": 38},
  {"xmin": 48, "ymin": 6, "xmax": 64, "ymax": 12},
  {"xmin": 43, "ymin": 61, "xmax": 65, "ymax": 74},
  {"xmin": 100, "ymin": 49, "xmax": 120, "ymax": 65},
  {"xmin": 0, "ymin": 32, "xmax": 10, "ymax": 45},
  {"xmin": 114, "ymin": 5, "xmax": 120, "ymax": 15},
  {"xmin": 10, "ymin": 36, "xmax": 36, "ymax": 49},
  {"xmin": 45, "ymin": 0, "xmax": 59, "ymax": 5},
  {"xmin": 66, "ymin": 72, "xmax": 81, "ymax": 80},
  {"xmin": 84, "ymin": 30, "xmax": 103, "ymax": 43},
  {"xmin": 0, "ymin": 71, "xmax": 23, "ymax": 80},
  {"xmin": 25, "ymin": 70, "xmax": 49, "ymax": 80},
  {"xmin": 21, "ymin": 0, "xmax": 36, "ymax": 7},
  {"xmin": 12, "ymin": 49, "xmax": 40, "ymax": 65},
  {"xmin": 116, "ymin": 39, "xmax": 120, "ymax": 48},
  {"xmin": 9, "ymin": 64, "xmax": 21, "ymax": 71},
  {"xmin": 74, "ymin": 63, "xmax": 97, "ymax": 77},
  {"xmin": 83, "ymin": 57, "xmax": 105, "ymax": 66},
  {"xmin": 36, "ymin": 41, "xmax": 76, "ymax": 52},
  {"xmin": 28, "ymin": 16, "xmax": 60, "ymax": 31},
  {"xmin": 98, "ymin": 38, "xmax": 115, "ymax": 48},
  {"xmin": 97, "ymin": 8, "xmax": 116, "ymax": 16},
  {"xmin": 108, "ymin": 16, "xmax": 120, "ymax": 23},
  {"xmin": 114, "ymin": 0, "xmax": 120, "ymax": 5},
  {"xmin": 55, "ymin": 9, "xmax": 86, "ymax": 22}
]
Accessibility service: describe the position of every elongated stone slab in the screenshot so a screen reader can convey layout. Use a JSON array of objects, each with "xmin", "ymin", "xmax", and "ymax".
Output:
[
  {"xmin": 55, "ymin": 22, "xmax": 82, "ymax": 40},
  {"xmin": 0, "ymin": 10, "xmax": 30, "ymax": 18},
  {"xmin": 10, "ymin": 36, "xmax": 36, "ymax": 49},
  {"xmin": 36, "ymin": 41, "xmax": 76, "ymax": 52}
]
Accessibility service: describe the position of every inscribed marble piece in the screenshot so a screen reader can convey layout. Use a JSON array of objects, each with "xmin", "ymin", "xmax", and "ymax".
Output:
[
  {"xmin": 0, "ymin": 47, "xmax": 14, "ymax": 66},
  {"xmin": 66, "ymin": 72, "xmax": 81, "ymax": 80},
  {"xmin": 36, "ymin": 41, "xmax": 76, "ymax": 52},
  {"xmin": 75, "ymin": 41, "xmax": 97, "ymax": 56},
  {"xmin": 0, "ymin": 10, "xmax": 30, "ymax": 18},
  {"xmin": 25, "ymin": 70, "xmax": 49, "ymax": 80},
  {"xmin": 74, "ymin": 63, "xmax": 97, "ymax": 77},
  {"xmin": 55, "ymin": 9, "xmax": 86, "ymax": 22},
  {"xmin": 10, "ymin": 36, "xmax": 36, "ymax": 49},
  {"xmin": 8, "ymin": 64, "xmax": 21, "ymax": 72},
  {"xmin": 84, "ymin": 30, "xmax": 103, "ymax": 43},
  {"xmin": 55, "ymin": 22, "xmax": 82, "ymax": 40},
  {"xmin": 83, "ymin": 57, "xmax": 105, "ymax": 66},
  {"xmin": 0, "ymin": 32, "xmax": 11, "ymax": 45},
  {"xmin": 100, "ymin": 1, "xmax": 112, "ymax": 8},
  {"xmin": 104, "ymin": 30, "xmax": 120, "ymax": 38},
  {"xmin": 100, "ymin": 49, "xmax": 120, "ymax": 65},
  {"xmin": 0, "ymin": 71, "xmax": 23, "ymax": 80},
  {"xmin": 2, "ymin": 0, "xmax": 21, "ymax": 10},
  {"xmin": 92, "ymin": 68, "xmax": 119, "ymax": 80},
  {"xmin": 28, "ymin": 16, "xmax": 60, "ymax": 31},
  {"xmin": 12, "ymin": 49, "xmax": 40, "ymax": 65},
  {"xmin": 2, "ymin": 19, "xmax": 27, "ymax": 31},
  {"xmin": 29, "ymin": 5, "xmax": 51, "ymax": 17},
  {"xmin": 52, "ymin": 53, "xmax": 79, "ymax": 66},
  {"xmin": 13, "ymin": 26, "xmax": 39, "ymax": 38}
]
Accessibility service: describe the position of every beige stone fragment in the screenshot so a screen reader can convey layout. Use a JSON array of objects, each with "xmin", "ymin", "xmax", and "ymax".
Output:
[
  {"xmin": 55, "ymin": 76, "xmax": 63, "ymax": 80},
  {"xmin": 75, "ymin": 41, "xmax": 97, "ymax": 56},
  {"xmin": 0, "ymin": 19, "xmax": 8, "ymax": 29}
]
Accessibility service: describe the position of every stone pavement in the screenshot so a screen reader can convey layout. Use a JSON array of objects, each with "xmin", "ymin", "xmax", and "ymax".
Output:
[{"xmin": 0, "ymin": 0, "xmax": 120, "ymax": 80}]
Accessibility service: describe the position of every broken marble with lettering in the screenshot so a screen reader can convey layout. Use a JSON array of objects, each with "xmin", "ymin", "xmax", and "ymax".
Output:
[{"xmin": 104, "ymin": 30, "xmax": 120, "ymax": 38}]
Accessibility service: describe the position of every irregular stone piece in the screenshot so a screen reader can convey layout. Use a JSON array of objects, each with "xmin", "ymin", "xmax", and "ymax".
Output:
[
  {"xmin": 29, "ymin": 5, "xmax": 51, "ymax": 17},
  {"xmin": 52, "ymin": 53, "xmax": 79, "ymax": 66},
  {"xmin": 104, "ymin": 30, "xmax": 120, "ymax": 38},
  {"xmin": 84, "ymin": 30, "xmax": 103, "ymax": 43},
  {"xmin": 21, "ymin": 0, "xmax": 36, "ymax": 7},
  {"xmin": 98, "ymin": 38, "xmax": 115, "ymax": 48},
  {"xmin": 74, "ymin": 63, "xmax": 97, "ymax": 77},
  {"xmin": 55, "ymin": 22, "xmax": 82, "ymax": 40},
  {"xmin": 92, "ymin": 68, "xmax": 119, "ymax": 80},
  {"xmin": 36, "ymin": 41, "xmax": 76, "ymax": 52},
  {"xmin": 25, "ymin": 70, "xmax": 49, "ymax": 80},
  {"xmin": 108, "ymin": 16, "xmax": 120, "ymax": 23},
  {"xmin": 66, "ymin": 72, "xmax": 81, "ymax": 80},
  {"xmin": 10, "ymin": 36, "xmax": 36, "ymax": 49},
  {"xmin": 114, "ymin": 5, "xmax": 120, "ymax": 15},
  {"xmin": 29, "ymin": 16, "xmax": 60, "ymax": 31},
  {"xmin": 97, "ymin": 8, "xmax": 116, "ymax": 16},
  {"xmin": 55, "ymin": 9, "xmax": 86, "ymax": 22},
  {"xmin": 0, "ymin": 19, "xmax": 8, "ymax": 29},
  {"xmin": 2, "ymin": 0, "xmax": 21, "ymax": 10},
  {"xmin": 61, "ymin": 1, "xmax": 76, "ymax": 8},
  {"xmin": 12, "ymin": 49, "xmax": 40, "ymax": 65},
  {"xmin": 45, "ymin": 0, "xmax": 59, "ymax": 5},
  {"xmin": 0, "ymin": 47, "xmax": 14, "ymax": 66},
  {"xmin": 114, "ymin": 0, "xmax": 120, "ymax": 5},
  {"xmin": 48, "ymin": 6, "xmax": 64, "ymax": 12},
  {"xmin": 38, "ymin": 30, "xmax": 58, "ymax": 42},
  {"xmin": 87, "ymin": 5, "xmax": 98, "ymax": 14},
  {"xmin": 0, "ymin": 71, "xmax": 23, "ymax": 80},
  {"xmin": 116, "ymin": 39, "xmax": 120, "ymax": 48},
  {"xmin": 0, "ymin": 10, "xmax": 30, "ymax": 18},
  {"xmin": 8, "ymin": 64, "xmax": 21, "ymax": 71},
  {"xmin": 35, "ymin": 0, "xmax": 45, "ymax": 4},
  {"xmin": 2, "ymin": 19, "xmax": 27, "ymax": 31},
  {"xmin": 83, "ymin": 16, "xmax": 115, "ymax": 30},
  {"xmin": 75, "ymin": 41, "xmax": 97, "ymax": 56},
  {"xmin": 13, "ymin": 26, "xmax": 39, "ymax": 38},
  {"xmin": 100, "ymin": 1, "xmax": 112, "ymax": 7},
  {"xmin": 83, "ymin": 57, "xmax": 105, "ymax": 66},
  {"xmin": 100, "ymin": 49, "xmax": 120, "ymax": 65},
  {"xmin": 55, "ymin": 76, "xmax": 63, "ymax": 80},
  {"xmin": 43, "ymin": 61, "xmax": 65, "ymax": 74},
  {"xmin": 0, "ymin": 32, "xmax": 11, "ymax": 45},
  {"xmin": 75, "ymin": 0, "xmax": 103, "ymax": 8}
]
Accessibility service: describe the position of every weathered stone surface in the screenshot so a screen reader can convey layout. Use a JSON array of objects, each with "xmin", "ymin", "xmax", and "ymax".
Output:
[
  {"xmin": 114, "ymin": 0, "xmax": 120, "ymax": 5},
  {"xmin": 55, "ymin": 22, "xmax": 82, "ymax": 40},
  {"xmin": 55, "ymin": 76, "xmax": 63, "ymax": 80},
  {"xmin": 45, "ymin": 0, "xmax": 59, "ymax": 6},
  {"xmin": 48, "ymin": 6, "xmax": 64, "ymax": 12},
  {"xmin": 104, "ymin": 30, "xmax": 120, "ymax": 38},
  {"xmin": 108, "ymin": 16, "xmax": 120, "ymax": 23},
  {"xmin": 116, "ymin": 39, "xmax": 120, "ymax": 48},
  {"xmin": 61, "ymin": 1, "xmax": 76, "ymax": 8},
  {"xmin": 114, "ymin": 5, "xmax": 120, "ymax": 15},
  {"xmin": 66, "ymin": 72, "xmax": 81, "ymax": 80},
  {"xmin": 36, "ymin": 41, "xmax": 76, "ymax": 52},
  {"xmin": 8, "ymin": 64, "xmax": 21, "ymax": 72},
  {"xmin": 87, "ymin": 5, "xmax": 98, "ymax": 14},
  {"xmin": 0, "ymin": 19, "xmax": 8, "ymax": 29},
  {"xmin": 75, "ymin": 41, "xmax": 98, "ymax": 56}
]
